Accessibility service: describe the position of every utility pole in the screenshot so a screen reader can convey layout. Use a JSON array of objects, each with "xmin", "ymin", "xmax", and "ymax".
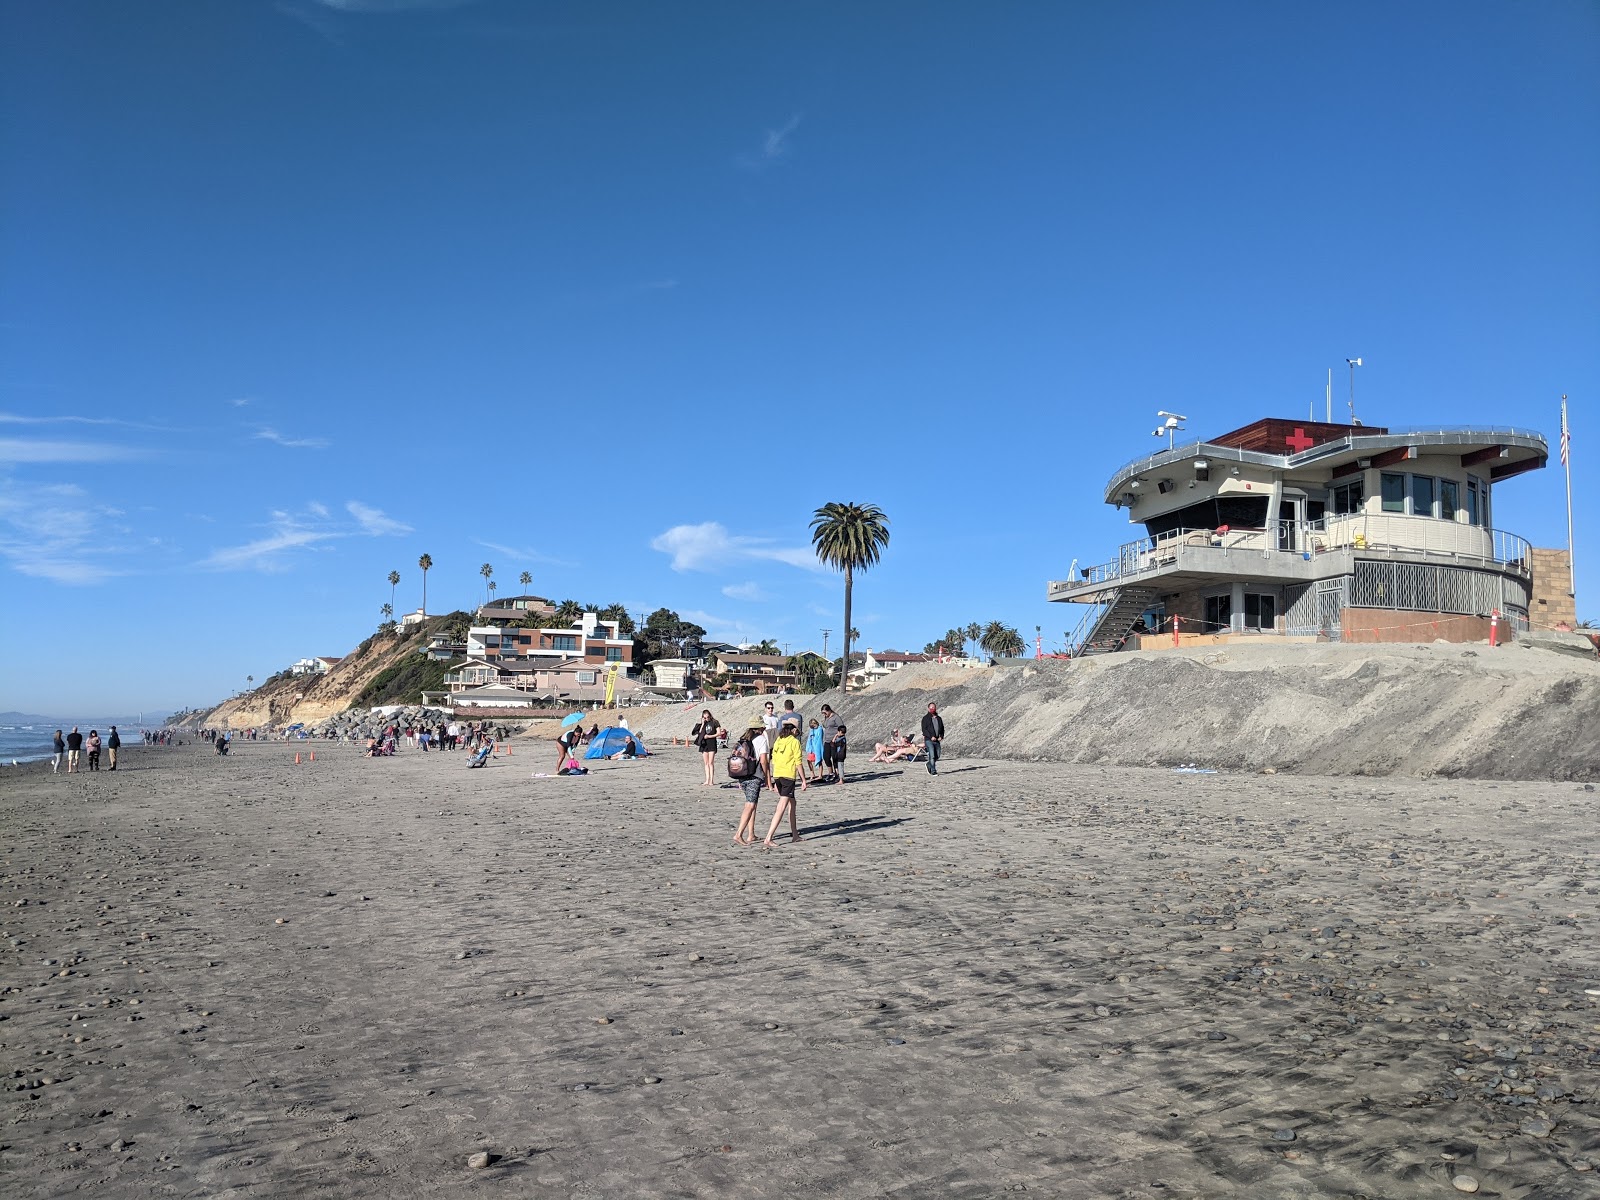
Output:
[{"xmin": 821, "ymin": 629, "xmax": 831, "ymax": 660}]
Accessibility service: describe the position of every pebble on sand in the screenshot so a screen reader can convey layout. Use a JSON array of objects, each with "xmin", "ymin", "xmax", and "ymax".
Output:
[
  {"xmin": 467, "ymin": 1151, "xmax": 494, "ymax": 1169},
  {"xmin": 1271, "ymin": 1128, "xmax": 1295, "ymax": 1142},
  {"xmin": 1451, "ymin": 1175, "xmax": 1479, "ymax": 1193}
]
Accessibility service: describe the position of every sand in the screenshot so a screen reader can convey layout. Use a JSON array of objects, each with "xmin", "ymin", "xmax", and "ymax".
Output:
[{"xmin": 2, "ymin": 740, "xmax": 1597, "ymax": 1198}]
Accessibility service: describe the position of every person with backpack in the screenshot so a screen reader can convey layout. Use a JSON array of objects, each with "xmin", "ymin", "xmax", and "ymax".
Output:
[
  {"xmin": 691, "ymin": 709, "xmax": 721, "ymax": 787},
  {"xmin": 730, "ymin": 716, "xmax": 771, "ymax": 845}
]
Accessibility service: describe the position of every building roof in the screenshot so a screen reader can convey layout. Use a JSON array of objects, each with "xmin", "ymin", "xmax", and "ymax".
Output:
[
  {"xmin": 716, "ymin": 653, "xmax": 791, "ymax": 668},
  {"xmin": 870, "ymin": 651, "xmax": 932, "ymax": 664},
  {"xmin": 1104, "ymin": 418, "xmax": 1548, "ymax": 507}
]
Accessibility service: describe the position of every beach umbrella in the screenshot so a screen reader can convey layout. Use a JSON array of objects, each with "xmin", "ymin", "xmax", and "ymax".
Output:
[{"xmin": 560, "ymin": 711, "xmax": 585, "ymax": 727}]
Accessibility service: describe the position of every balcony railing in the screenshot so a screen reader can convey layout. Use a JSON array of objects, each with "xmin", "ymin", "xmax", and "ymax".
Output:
[{"xmin": 1050, "ymin": 514, "xmax": 1531, "ymax": 598}]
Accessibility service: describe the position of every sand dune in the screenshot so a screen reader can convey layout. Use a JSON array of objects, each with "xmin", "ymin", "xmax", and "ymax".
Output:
[{"xmin": 2, "ymin": 738, "xmax": 1595, "ymax": 1197}]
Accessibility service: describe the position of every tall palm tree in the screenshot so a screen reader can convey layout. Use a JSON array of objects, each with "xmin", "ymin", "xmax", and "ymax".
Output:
[
  {"xmin": 519, "ymin": 570, "xmax": 532, "ymax": 593},
  {"xmin": 487, "ymin": 580, "xmax": 497, "ymax": 601},
  {"xmin": 555, "ymin": 598, "xmax": 583, "ymax": 624},
  {"xmin": 980, "ymin": 620, "xmax": 1007, "ymax": 658},
  {"xmin": 479, "ymin": 562, "xmax": 493, "ymax": 606},
  {"xmin": 418, "ymin": 553, "xmax": 433, "ymax": 616},
  {"xmin": 964, "ymin": 621, "xmax": 982, "ymax": 661},
  {"xmin": 810, "ymin": 502, "xmax": 890, "ymax": 694},
  {"xmin": 387, "ymin": 570, "xmax": 400, "ymax": 613}
]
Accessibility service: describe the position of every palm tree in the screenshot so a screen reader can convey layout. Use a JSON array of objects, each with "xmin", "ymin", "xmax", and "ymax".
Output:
[
  {"xmin": 387, "ymin": 570, "xmax": 400, "ymax": 613},
  {"xmin": 519, "ymin": 570, "xmax": 532, "ymax": 593},
  {"xmin": 381, "ymin": 602, "xmax": 394, "ymax": 621},
  {"xmin": 964, "ymin": 621, "xmax": 982, "ymax": 660},
  {"xmin": 246, "ymin": 675, "xmax": 253, "ymax": 690},
  {"xmin": 479, "ymin": 562, "xmax": 493, "ymax": 606},
  {"xmin": 980, "ymin": 620, "xmax": 1007, "ymax": 659},
  {"xmin": 810, "ymin": 502, "xmax": 890, "ymax": 694},
  {"xmin": 555, "ymin": 598, "xmax": 583, "ymax": 624},
  {"xmin": 418, "ymin": 553, "xmax": 433, "ymax": 616},
  {"xmin": 487, "ymin": 580, "xmax": 497, "ymax": 602}
]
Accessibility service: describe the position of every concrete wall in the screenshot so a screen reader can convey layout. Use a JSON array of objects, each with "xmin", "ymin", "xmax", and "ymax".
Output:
[{"xmin": 1530, "ymin": 548, "xmax": 1577, "ymax": 630}]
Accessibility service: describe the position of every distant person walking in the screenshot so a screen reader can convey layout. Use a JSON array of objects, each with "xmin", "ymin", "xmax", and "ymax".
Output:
[
  {"xmin": 52, "ymin": 729, "xmax": 64, "ymax": 774},
  {"xmin": 65, "ymin": 726, "xmax": 83, "ymax": 773},
  {"xmin": 731, "ymin": 717, "xmax": 770, "ymax": 845},
  {"xmin": 691, "ymin": 709, "xmax": 721, "ymax": 787},
  {"xmin": 819, "ymin": 704, "xmax": 844, "ymax": 784},
  {"xmin": 920, "ymin": 703, "xmax": 945, "ymax": 775},
  {"xmin": 107, "ymin": 725, "xmax": 121, "ymax": 771}
]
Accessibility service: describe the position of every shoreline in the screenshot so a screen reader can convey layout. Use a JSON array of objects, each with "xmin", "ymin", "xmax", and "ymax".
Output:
[{"xmin": 2, "ymin": 738, "xmax": 1595, "ymax": 1196}]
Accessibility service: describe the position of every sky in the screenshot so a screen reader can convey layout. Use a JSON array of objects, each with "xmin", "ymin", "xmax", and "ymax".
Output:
[{"xmin": 1, "ymin": 0, "xmax": 1596, "ymax": 715}]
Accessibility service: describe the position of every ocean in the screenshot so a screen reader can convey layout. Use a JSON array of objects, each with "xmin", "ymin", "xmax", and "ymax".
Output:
[{"xmin": 0, "ymin": 720, "xmax": 157, "ymax": 765}]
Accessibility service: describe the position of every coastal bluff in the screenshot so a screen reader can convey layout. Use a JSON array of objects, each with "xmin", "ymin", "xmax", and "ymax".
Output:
[{"xmin": 633, "ymin": 641, "xmax": 1600, "ymax": 782}]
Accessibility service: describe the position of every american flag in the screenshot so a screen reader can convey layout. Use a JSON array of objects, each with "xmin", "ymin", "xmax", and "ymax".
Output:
[{"xmin": 1560, "ymin": 395, "xmax": 1570, "ymax": 467}]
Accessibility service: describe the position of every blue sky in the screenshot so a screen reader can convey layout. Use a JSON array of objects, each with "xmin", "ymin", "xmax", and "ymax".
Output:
[{"xmin": 2, "ymin": 0, "xmax": 1595, "ymax": 715}]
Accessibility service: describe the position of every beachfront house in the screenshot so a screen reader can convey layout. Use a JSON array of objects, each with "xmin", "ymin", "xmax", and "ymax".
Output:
[
  {"xmin": 445, "ymin": 655, "xmax": 639, "ymax": 708},
  {"xmin": 289, "ymin": 656, "xmax": 342, "ymax": 676},
  {"xmin": 1049, "ymin": 416, "xmax": 1563, "ymax": 651},
  {"xmin": 466, "ymin": 609, "xmax": 635, "ymax": 674},
  {"xmin": 848, "ymin": 649, "xmax": 935, "ymax": 690},
  {"xmin": 710, "ymin": 651, "xmax": 799, "ymax": 694}
]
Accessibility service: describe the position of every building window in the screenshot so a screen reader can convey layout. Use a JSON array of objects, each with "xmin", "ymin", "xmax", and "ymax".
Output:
[
  {"xmin": 1243, "ymin": 593, "xmax": 1277, "ymax": 630},
  {"xmin": 1466, "ymin": 477, "xmax": 1480, "ymax": 526},
  {"xmin": 605, "ymin": 647, "xmax": 624, "ymax": 661},
  {"xmin": 518, "ymin": 634, "xmax": 532, "ymax": 646},
  {"xmin": 578, "ymin": 670, "xmax": 596, "ymax": 684},
  {"xmin": 552, "ymin": 635, "xmax": 577, "ymax": 651},
  {"xmin": 1439, "ymin": 478, "xmax": 1460, "ymax": 522},
  {"xmin": 1381, "ymin": 473, "xmax": 1406, "ymax": 513},
  {"xmin": 1204, "ymin": 594, "xmax": 1232, "ymax": 632},
  {"xmin": 1330, "ymin": 478, "xmax": 1364, "ymax": 515},
  {"xmin": 1411, "ymin": 475, "xmax": 1436, "ymax": 519}
]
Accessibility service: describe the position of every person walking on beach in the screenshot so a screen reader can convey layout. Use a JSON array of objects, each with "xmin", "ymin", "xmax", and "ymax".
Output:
[
  {"xmin": 762, "ymin": 722, "xmax": 806, "ymax": 847},
  {"xmin": 107, "ymin": 725, "xmax": 121, "ymax": 771},
  {"xmin": 51, "ymin": 729, "xmax": 65, "ymax": 774},
  {"xmin": 920, "ymin": 702, "xmax": 945, "ymax": 775},
  {"xmin": 819, "ymin": 705, "xmax": 842, "ymax": 783},
  {"xmin": 65, "ymin": 726, "xmax": 83, "ymax": 773},
  {"xmin": 731, "ymin": 717, "xmax": 770, "ymax": 845},
  {"xmin": 691, "ymin": 709, "xmax": 721, "ymax": 787}
]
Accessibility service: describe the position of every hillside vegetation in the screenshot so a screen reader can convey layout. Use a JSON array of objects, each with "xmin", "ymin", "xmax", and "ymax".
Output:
[{"xmin": 194, "ymin": 613, "xmax": 469, "ymax": 729}]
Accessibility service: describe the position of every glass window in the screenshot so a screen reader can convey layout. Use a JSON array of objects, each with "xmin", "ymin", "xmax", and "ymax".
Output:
[
  {"xmin": 553, "ymin": 635, "xmax": 577, "ymax": 651},
  {"xmin": 1330, "ymin": 478, "xmax": 1364, "ymax": 515},
  {"xmin": 1381, "ymin": 473, "xmax": 1406, "ymax": 513},
  {"xmin": 1204, "ymin": 594, "xmax": 1232, "ymax": 632},
  {"xmin": 1411, "ymin": 475, "xmax": 1435, "ymax": 519},
  {"xmin": 1244, "ymin": 593, "xmax": 1277, "ymax": 630},
  {"xmin": 605, "ymin": 647, "xmax": 624, "ymax": 661},
  {"xmin": 1466, "ymin": 478, "xmax": 1480, "ymax": 525},
  {"xmin": 578, "ymin": 670, "xmax": 596, "ymax": 684},
  {"xmin": 1479, "ymin": 480, "xmax": 1490, "ymax": 526},
  {"xmin": 1439, "ymin": 479, "xmax": 1459, "ymax": 522}
]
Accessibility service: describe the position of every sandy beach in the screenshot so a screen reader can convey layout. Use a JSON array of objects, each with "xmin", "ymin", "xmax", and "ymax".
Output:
[{"xmin": 3, "ymin": 739, "xmax": 1596, "ymax": 1198}]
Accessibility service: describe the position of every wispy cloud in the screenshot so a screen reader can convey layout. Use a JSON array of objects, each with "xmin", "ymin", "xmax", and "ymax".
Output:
[
  {"xmin": 739, "ymin": 113, "xmax": 802, "ymax": 170},
  {"xmin": 307, "ymin": 501, "xmax": 330, "ymax": 518},
  {"xmin": 0, "ymin": 412, "xmax": 171, "ymax": 433},
  {"xmin": 721, "ymin": 581, "xmax": 770, "ymax": 602},
  {"xmin": 254, "ymin": 427, "xmax": 330, "ymax": 450},
  {"xmin": 0, "ymin": 479, "xmax": 137, "ymax": 585},
  {"xmin": 200, "ymin": 524, "xmax": 337, "ymax": 572},
  {"xmin": 231, "ymin": 398, "xmax": 252, "ymax": 408},
  {"xmin": 347, "ymin": 500, "xmax": 411, "ymax": 536},
  {"xmin": 474, "ymin": 539, "xmax": 572, "ymax": 568},
  {"xmin": 0, "ymin": 439, "xmax": 142, "ymax": 464},
  {"xmin": 650, "ymin": 522, "xmax": 819, "ymax": 573},
  {"xmin": 679, "ymin": 609, "xmax": 770, "ymax": 646}
]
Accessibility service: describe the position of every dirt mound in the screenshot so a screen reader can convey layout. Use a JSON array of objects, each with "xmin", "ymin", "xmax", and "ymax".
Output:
[{"xmin": 630, "ymin": 642, "xmax": 1600, "ymax": 781}]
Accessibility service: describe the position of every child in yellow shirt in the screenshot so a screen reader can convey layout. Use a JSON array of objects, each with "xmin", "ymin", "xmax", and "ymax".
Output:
[{"xmin": 762, "ymin": 724, "xmax": 806, "ymax": 847}]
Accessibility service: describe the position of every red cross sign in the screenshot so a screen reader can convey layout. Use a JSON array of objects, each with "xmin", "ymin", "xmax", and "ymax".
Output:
[{"xmin": 1285, "ymin": 427, "xmax": 1316, "ymax": 453}]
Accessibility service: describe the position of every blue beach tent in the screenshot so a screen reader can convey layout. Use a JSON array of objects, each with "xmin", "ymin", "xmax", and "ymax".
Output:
[{"xmin": 583, "ymin": 727, "xmax": 648, "ymax": 760}]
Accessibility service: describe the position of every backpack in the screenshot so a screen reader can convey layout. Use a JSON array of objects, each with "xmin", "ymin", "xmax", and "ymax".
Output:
[{"xmin": 727, "ymin": 738, "xmax": 758, "ymax": 780}]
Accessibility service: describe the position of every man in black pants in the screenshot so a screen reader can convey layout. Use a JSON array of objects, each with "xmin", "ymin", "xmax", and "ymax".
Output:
[{"xmin": 920, "ymin": 703, "xmax": 944, "ymax": 776}]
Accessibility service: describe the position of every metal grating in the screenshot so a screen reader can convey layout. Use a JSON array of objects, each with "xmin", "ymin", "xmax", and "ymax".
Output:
[{"xmin": 1351, "ymin": 562, "xmax": 1529, "ymax": 617}]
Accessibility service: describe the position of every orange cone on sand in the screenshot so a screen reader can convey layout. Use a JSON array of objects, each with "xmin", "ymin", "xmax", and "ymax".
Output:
[
  {"xmin": 309, "ymin": 750, "xmax": 315, "ymax": 763},
  {"xmin": 294, "ymin": 751, "xmax": 302, "ymax": 765}
]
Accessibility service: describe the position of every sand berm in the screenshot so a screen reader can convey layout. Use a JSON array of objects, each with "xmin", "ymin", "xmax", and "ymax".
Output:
[{"xmin": 631, "ymin": 641, "xmax": 1600, "ymax": 781}]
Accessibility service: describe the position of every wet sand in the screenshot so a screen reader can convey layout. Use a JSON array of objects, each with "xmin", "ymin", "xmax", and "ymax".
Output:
[{"xmin": 3, "ymin": 741, "xmax": 1596, "ymax": 1197}]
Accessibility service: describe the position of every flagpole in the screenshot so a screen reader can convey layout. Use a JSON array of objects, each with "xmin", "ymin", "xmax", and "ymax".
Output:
[{"xmin": 1562, "ymin": 395, "xmax": 1575, "ymax": 597}]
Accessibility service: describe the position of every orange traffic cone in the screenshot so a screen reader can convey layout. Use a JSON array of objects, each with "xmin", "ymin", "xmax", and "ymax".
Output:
[
  {"xmin": 309, "ymin": 750, "xmax": 315, "ymax": 763},
  {"xmin": 294, "ymin": 751, "xmax": 302, "ymax": 765},
  {"xmin": 506, "ymin": 744, "xmax": 511, "ymax": 756}
]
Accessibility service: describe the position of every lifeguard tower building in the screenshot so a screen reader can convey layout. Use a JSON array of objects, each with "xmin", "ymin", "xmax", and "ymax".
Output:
[{"xmin": 1048, "ymin": 417, "xmax": 1555, "ymax": 653}]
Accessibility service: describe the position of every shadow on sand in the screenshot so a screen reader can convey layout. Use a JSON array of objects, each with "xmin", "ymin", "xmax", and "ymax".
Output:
[{"xmin": 798, "ymin": 815, "xmax": 913, "ymax": 841}]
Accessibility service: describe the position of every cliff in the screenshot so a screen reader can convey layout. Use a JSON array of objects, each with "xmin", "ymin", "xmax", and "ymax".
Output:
[{"xmin": 194, "ymin": 614, "xmax": 468, "ymax": 730}]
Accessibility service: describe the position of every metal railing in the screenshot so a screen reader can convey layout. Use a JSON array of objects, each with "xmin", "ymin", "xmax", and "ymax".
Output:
[
  {"xmin": 1052, "ymin": 515, "xmax": 1531, "ymax": 597},
  {"xmin": 1103, "ymin": 426, "xmax": 1549, "ymax": 496}
]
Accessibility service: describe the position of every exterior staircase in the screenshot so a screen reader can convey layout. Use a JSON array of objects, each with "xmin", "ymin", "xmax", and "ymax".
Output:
[{"xmin": 1069, "ymin": 586, "xmax": 1158, "ymax": 656}]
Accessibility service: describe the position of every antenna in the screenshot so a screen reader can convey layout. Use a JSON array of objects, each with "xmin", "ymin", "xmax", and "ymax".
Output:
[
  {"xmin": 1151, "ymin": 411, "xmax": 1187, "ymax": 449},
  {"xmin": 1345, "ymin": 358, "xmax": 1363, "ymax": 422},
  {"xmin": 1326, "ymin": 368, "xmax": 1332, "ymax": 423}
]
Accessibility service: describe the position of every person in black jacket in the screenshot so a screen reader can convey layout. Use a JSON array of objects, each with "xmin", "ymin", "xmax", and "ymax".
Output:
[
  {"xmin": 919, "ymin": 703, "xmax": 945, "ymax": 776},
  {"xmin": 107, "ymin": 725, "xmax": 121, "ymax": 771},
  {"xmin": 65, "ymin": 726, "xmax": 83, "ymax": 774}
]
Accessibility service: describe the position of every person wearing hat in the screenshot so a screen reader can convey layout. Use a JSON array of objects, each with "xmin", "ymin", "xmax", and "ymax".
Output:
[{"xmin": 732, "ymin": 716, "xmax": 772, "ymax": 845}]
